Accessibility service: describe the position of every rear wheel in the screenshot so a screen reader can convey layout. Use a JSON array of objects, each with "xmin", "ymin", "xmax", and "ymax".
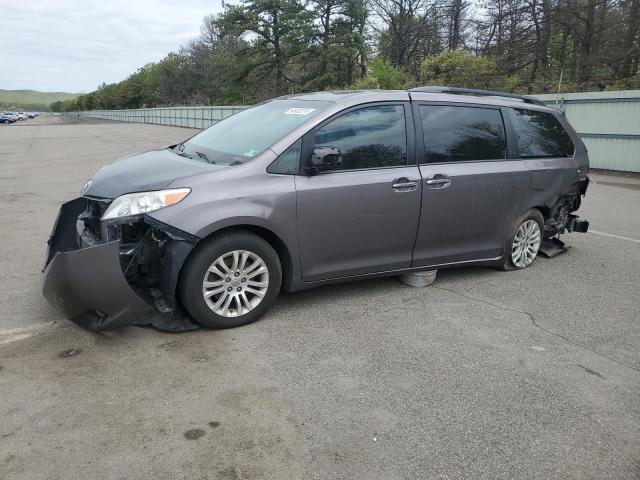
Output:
[
  {"xmin": 500, "ymin": 209, "xmax": 544, "ymax": 271},
  {"xmin": 179, "ymin": 231, "xmax": 282, "ymax": 329}
]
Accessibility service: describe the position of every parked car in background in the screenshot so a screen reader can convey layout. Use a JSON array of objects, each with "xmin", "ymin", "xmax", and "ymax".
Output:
[
  {"xmin": 0, "ymin": 113, "xmax": 17, "ymax": 124},
  {"xmin": 0, "ymin": 111, "xmax": 39, "ymax": 122},
  {"xmin": 43, "ymin": 87, "xmax": 590, "ymax": 332}
]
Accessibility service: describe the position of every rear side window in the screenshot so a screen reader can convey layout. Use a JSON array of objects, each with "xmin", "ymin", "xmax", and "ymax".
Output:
[
  {"xmin": 508, "ymin": 108, "xmax": 574, "ymax": 158},
  {"xmin": 419, "ymin": 105, "xmax": 507, "ymax": 163},
  {"xmin": 312, "ymin": 105, "xmax": 407, "ymax": 172}
]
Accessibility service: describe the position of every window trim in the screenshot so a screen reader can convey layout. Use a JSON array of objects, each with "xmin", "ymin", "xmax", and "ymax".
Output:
[
  {"xmin": 501, "ymin": 106, "xmax": 522, "ymax": 159},
  {"xmin": 300, "ymin": 101, "xmax": 416, "ymax": 175},
  {"xmin": 411, "ymin": 101, "xmax": 514, "ymax": 165},
  {"xmin": 266, "ymin": 139, "xmax": 303, "ymax": 175},
  {"xmin": 507, "ymin": 107, "xmax": 576, "ymax": 160}
]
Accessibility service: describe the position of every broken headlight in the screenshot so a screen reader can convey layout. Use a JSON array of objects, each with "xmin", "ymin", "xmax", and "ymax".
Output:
[{"xmin": 101, "ymin": 188, "xmax": 190, "ymax": 220}]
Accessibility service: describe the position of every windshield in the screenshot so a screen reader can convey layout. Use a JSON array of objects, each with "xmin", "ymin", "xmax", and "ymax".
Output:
[{"xmin": 180, "ymin": 99, "xmax": 332, "ymax": 165}]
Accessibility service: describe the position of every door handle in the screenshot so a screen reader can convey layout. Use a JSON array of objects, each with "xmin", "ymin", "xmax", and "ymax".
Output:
[
  {"xmin": 392, "ymin": 178, "xmax": 418, "ymax": 191},
  {"xmin": 425, "ymin": 175, "xmax": 451, "ymax": 188},
  {"xmin": 425, "ymin": 178, "xmax": 450, "ymax": 185}
]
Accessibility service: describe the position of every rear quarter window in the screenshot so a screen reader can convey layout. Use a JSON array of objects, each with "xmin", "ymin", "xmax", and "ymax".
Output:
[{"xmin": 508, "ymin": 108, "xmax": 574, "ymax": 158}]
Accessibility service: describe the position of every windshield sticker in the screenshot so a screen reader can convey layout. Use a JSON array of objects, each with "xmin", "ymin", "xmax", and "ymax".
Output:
[
  {"xmin": 243, "ymin": 148, "xmax": 258, "ymax": 157},
  {"xmin": 285, "ymin": 107, "xmax": 316, "ymax": 115}
]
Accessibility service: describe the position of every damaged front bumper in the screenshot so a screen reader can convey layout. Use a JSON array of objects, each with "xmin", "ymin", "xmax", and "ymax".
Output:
[{"xmin": 43, "ymin": 197, "xmax": 198, "ymax": 332}]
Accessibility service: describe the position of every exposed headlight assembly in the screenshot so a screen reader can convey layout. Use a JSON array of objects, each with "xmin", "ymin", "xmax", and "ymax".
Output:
[{"xmin": 101, "ymin": 188, "xmax": 190, "ymax": 220}]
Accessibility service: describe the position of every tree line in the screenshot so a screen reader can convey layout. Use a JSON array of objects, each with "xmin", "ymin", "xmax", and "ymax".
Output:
[
  {"xmin": 51, "ymin": 0, "xmax": 640, "ymax": 112},
  {"xmin": 0, "ymin": 102, "xmax": 51, "ymax": 112}
]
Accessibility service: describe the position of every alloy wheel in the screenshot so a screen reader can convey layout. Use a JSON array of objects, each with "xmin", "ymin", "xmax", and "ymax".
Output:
[
  {"xmin": 511, "ymin": 220, "xmax": 541, "ymax": 268},
  {"xmin": 202, "ymin": 250, "xmax": 269, "ymax": 317}
]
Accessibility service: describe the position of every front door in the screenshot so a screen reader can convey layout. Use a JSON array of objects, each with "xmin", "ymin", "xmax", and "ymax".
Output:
[
  {"xmin": 411, "ymin": 102, "xmax": 530, "ymax": 267},
  {"xmin": 296, "ymin": 103, "xmax": 422, "ymax": 282}
]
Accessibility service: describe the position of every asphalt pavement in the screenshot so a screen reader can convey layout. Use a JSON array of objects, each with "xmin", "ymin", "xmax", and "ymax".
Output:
[{"xmin": 0, "ymin": 115, "xmax": 639, "ymax": 479}]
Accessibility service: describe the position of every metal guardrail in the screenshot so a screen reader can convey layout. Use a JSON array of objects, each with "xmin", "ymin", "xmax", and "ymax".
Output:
[
  {"xmin": 73, "ymin": 90, "xmax": 640, "ymax": 172},
  {"xmin": 74, "ymin": 106, "xmax": 247, "ymax": 129}
]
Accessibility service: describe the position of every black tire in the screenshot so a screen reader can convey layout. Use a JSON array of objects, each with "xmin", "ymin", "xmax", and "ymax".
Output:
[
  {"xmin": 499, "ymin": 209, "xmax": 544, "ymax": 271},
  {"xmin": 179, "ymin": 230, "xmax": 282, "ymax": 329}
]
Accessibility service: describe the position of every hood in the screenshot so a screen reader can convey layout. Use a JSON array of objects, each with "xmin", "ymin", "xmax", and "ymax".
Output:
[{"xmin": 82, "ymin": 148, "xmax": 224, "ymax": 199}]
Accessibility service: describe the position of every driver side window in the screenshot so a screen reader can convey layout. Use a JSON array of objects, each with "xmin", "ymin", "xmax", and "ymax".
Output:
[{"xmin": 312, "ymin": 105, "xmax": 407, "ymax": 173}]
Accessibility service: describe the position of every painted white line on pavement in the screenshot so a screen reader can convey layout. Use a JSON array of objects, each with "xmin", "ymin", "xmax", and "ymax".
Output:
[
  {"xmin": 0, "ymin": 333, "xmax": 33, "ymax": 345},
  {"xmin": 590, "ymin": 230, "xmax": 640, "ymax": 244},
  {"xmin": 0, "ymin": 321, "xmax": 57, "ymax": 336}
]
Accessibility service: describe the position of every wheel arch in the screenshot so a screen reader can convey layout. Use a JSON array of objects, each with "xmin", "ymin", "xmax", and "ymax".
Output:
[
  {"xmin": 194, "ymin": 223, "xmax": 296, "ymax": 291},
  {"xmin": 532, "ymin": 205, "xmax": 550, "ymax": 219}
]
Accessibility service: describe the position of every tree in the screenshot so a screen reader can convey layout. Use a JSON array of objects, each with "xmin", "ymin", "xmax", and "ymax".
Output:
[
  {"xmin": 352, "ymin": 56, "xmax": 411, "ymax": 88},
  {"xmin": 65, "ymin": 1, "xmax": 640, "ymax": 112},
  {"xmin": 216, "ymin": 0, "xmax": 314, "ymax": 95},
  {"xmin": 305, "ymin": 0, "xmax": 368, "ymax": 89},
  {"xmin": 621, "ymin": 0, "xmax": 640, "ymax": 77},
  {"xmin": 446, "ymin": 0, "xmax": 470, "ymax": 49},
  {"xmin": 370, "ymin": 0, "xmax": 438, "ymax": 77},
  {"xmin": 420, "ymin": 49, "xmax": 520, "ymax": 90}
]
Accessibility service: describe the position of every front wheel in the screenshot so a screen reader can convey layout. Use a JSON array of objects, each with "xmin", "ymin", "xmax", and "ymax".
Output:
[
  {"xmin": 179, "ymin": 231, "xmax": 282, "ymax": 329},
  {"xmin": 500, "ymin": 209, "xmax": 544, "ymax": 271}
]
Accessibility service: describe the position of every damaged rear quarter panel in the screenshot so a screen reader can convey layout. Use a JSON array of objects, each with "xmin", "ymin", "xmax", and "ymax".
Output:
[{"xmin": 523, "ymin": 112, "xmax": 590, "ymax": 234}]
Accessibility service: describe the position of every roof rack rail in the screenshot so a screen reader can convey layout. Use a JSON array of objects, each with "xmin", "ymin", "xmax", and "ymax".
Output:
[{"xmin": 408, "ymin": 86, "xmax": 546, "ymax": 107}]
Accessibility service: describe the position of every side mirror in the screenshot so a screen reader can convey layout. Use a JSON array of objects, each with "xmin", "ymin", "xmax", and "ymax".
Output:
[{"xmin": 307, "ymin": 146, "xmax": 342, "ymax": 174}]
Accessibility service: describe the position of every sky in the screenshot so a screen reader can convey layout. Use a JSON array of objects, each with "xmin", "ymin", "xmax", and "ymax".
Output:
[{"xmin": 0, "ymin": 0, "xmax": 223, "ymax": 93}]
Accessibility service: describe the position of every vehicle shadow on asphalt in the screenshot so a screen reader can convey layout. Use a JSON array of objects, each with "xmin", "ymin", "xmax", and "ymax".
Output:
[{"xmin": 276, "ymin": 265, "xmax": 500, "ymax": 308}]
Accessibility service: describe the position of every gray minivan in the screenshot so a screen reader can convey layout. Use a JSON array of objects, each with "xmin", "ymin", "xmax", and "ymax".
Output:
[{"xmin": 43, "ymin": 87, "xmax": 589, "ymax": 332}]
